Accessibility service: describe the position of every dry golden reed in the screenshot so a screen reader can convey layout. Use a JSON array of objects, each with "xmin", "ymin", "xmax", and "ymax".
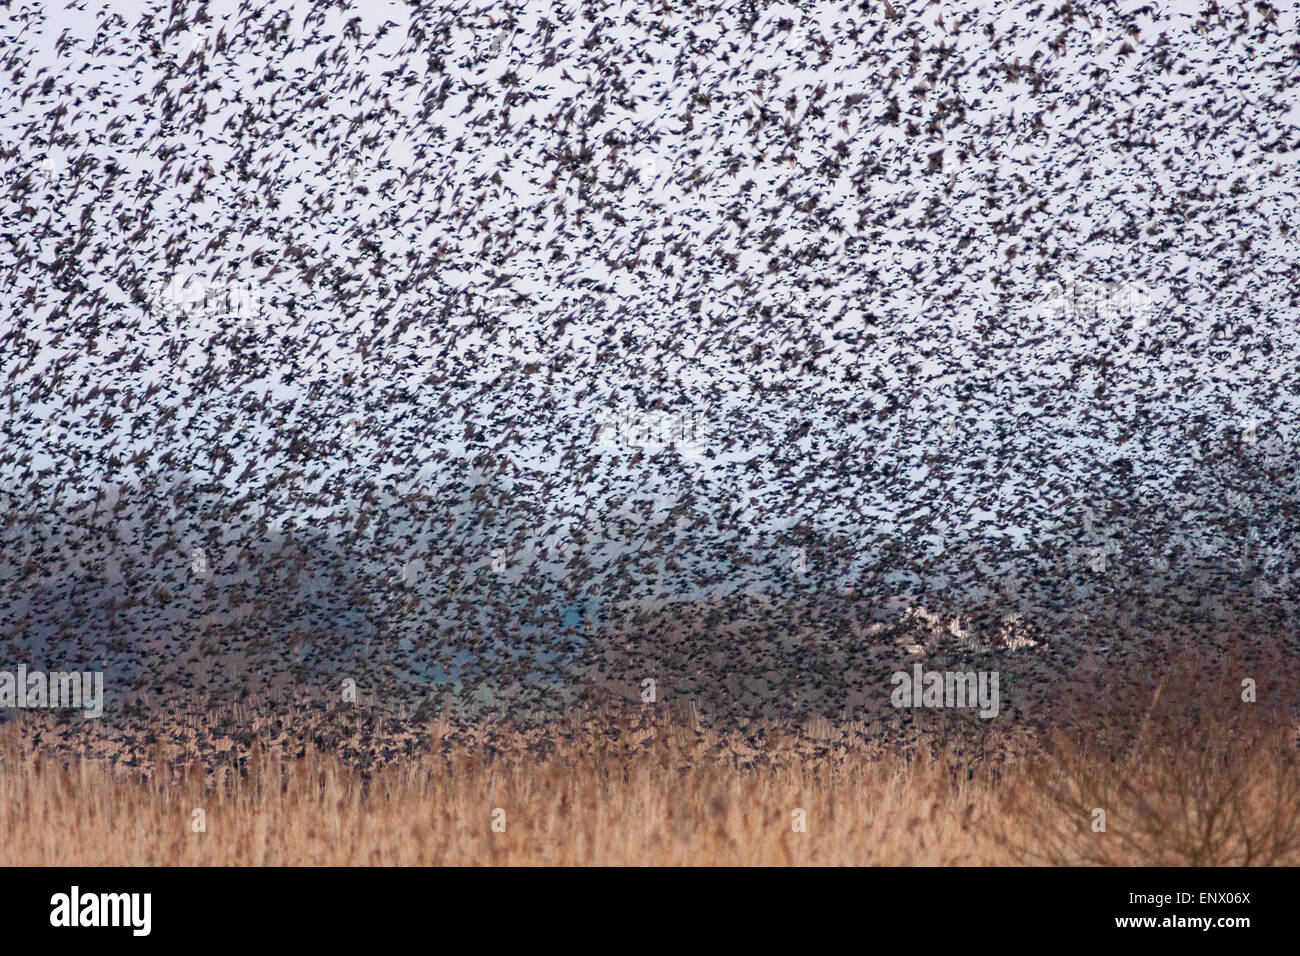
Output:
[
  {"xmin": 0, "ymin": 720, "xmax": 1013, "ymax": 866},
  {"xmin": 1, "ymin": 638, "xmax": 1295, "ymax": 866},
  {"xmin": 1, "ymin": 702, "xmax": 1296, "ymax": 866}
]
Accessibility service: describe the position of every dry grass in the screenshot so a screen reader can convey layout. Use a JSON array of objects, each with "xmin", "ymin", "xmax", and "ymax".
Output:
[
  {"xmin": 0, "ymin": 720, "xmax": 1016, "ymax": 865},
  {"xmin": 1, "ymin": 634, "xmax": 1296, "ymax": 866},
  {"xmin": 1, "ymin": 705, "xmax": 1296, "ymax": 865}
]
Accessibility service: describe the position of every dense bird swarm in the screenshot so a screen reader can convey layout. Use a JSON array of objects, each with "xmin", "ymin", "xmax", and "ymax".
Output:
[{"xmin": 1, "ymin": 0, "xmax": 1297, "ymax": 733}]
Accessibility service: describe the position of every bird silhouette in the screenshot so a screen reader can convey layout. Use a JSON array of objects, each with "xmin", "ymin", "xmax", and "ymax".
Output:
[{"xmin": 0, "ymin": 0, "xmax": 1295, "ymax": 767}]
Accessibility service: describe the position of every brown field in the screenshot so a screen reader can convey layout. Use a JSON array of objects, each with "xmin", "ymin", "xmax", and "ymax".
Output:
[{"xmin": 1, "ymin": 645, "xmax": 1296, "ymax": 866}]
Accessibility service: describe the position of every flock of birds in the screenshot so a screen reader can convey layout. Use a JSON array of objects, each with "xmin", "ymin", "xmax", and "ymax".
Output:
[{"xmin": 0, "ymin": 0, "xmax": 1297, "ymax": 733}]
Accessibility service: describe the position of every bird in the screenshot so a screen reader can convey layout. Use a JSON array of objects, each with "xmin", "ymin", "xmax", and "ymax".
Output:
[{"xmin": 0, "ymin": 0, "xmax": 1294, "ymax": 771}]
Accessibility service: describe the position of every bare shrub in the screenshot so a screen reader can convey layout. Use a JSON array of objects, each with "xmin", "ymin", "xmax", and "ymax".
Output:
[{"xmin": 1002, "ymin": 642, "xmax": 1300, "ymax": 865}]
